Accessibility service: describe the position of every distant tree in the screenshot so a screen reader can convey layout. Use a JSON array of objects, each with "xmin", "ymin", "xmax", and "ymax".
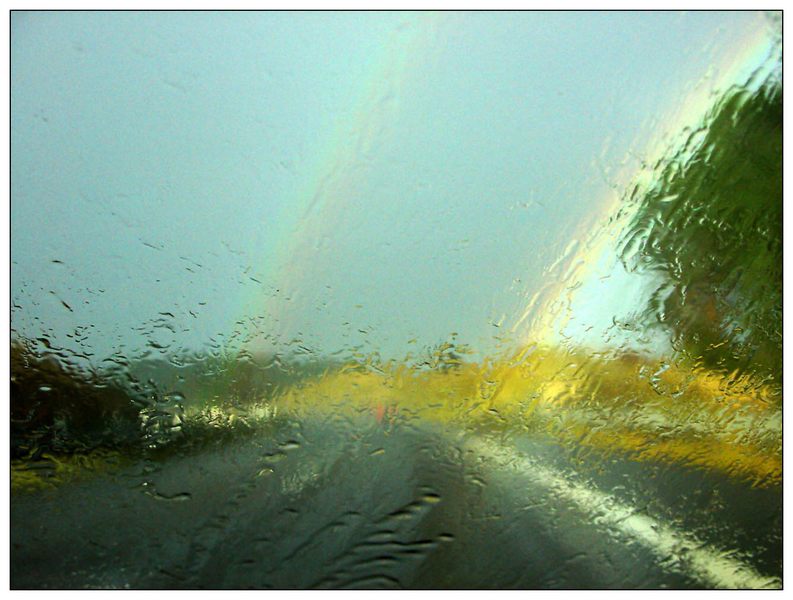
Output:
[
  {"xmin": 415, "ymin": 336, "xmax": 473, "ymax": 372},
  {"xmin": 11, "ymin": 338, "xmax": 140, "ymax": 457}
]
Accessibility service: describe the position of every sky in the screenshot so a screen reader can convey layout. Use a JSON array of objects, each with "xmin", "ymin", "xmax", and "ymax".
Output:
[{"xmin": 10, "ymin": 11, "xmax": 780, "ymax": 366}]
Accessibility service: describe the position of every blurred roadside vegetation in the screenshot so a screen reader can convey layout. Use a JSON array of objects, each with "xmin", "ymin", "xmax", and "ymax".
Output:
[{"xmin": 619, "ymin": 75, "xmax": 781, "ymax": 382}]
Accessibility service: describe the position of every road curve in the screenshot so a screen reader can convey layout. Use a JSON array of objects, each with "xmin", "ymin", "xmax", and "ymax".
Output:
[{"xmin": 11, "ymin": 416, "xmax": 782, "ymax": 589}]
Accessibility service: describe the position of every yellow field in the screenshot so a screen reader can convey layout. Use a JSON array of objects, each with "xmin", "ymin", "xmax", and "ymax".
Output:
[
  {"xmin": 12, "ymin": 344, "xmax": 781, "ymax": 494},
  {"xmin": 275, "ymin": 345, "xmax": 781, "ymax": 487}
]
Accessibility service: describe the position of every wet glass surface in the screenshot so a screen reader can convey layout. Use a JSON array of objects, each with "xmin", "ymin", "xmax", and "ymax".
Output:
[{"xmin": 10, "ymin": 11, "xmax": 782, "ymax": 589}]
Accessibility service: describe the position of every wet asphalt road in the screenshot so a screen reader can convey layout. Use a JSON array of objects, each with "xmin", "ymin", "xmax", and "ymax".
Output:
[{"xmin": 10, "ymin": 417, "xmax": 782, "ymax": 589}]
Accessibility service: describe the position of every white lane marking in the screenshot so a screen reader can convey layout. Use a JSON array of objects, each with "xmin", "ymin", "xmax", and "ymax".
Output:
[{"xmin": 468, "ymin": 437, "xmax": 781, "ymax": 590}]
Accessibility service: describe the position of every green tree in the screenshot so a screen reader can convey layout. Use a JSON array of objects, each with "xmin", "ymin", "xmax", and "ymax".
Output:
[{"xmin": 620, "ymin": 75, "xmax": 781, "ymax": 381}]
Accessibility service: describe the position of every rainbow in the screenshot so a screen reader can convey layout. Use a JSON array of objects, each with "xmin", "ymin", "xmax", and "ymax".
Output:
[
  {"xmin": 231, "ymin": 12, "xmax": 780, "ymax": 359},
  {"xmin": 236, "ymin": 12, "xmax": 448, "ymax": 354}
]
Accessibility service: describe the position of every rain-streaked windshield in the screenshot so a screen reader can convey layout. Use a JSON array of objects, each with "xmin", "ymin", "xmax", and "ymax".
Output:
[{"xmin": 11, "ymin": 10, "xmax": 781, "ymax": 590}]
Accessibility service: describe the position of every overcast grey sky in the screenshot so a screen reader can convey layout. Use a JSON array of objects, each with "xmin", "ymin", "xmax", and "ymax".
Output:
[{"xmin": 11, "ymin": 11, "xmax": 778, "ymax": 365}]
